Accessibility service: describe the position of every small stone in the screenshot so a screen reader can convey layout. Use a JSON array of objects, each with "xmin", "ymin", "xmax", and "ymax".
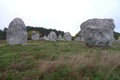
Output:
[
  {"xmin": 118, "ymin": 36, "xmax": 120, "ymax": 40},
  {"xmin": 41, "ymin": 35, "xmax": 49, "ymax": 41},
  {"xmin": 58, "ymin": 34, "xmax": 64, "ymax": 41},
  {"xmin": 48, "ymin": 31, "xmax": 57, "ymax": 41},
  {"xmin": 31, "ymin": 31, "xmax": 39, "ymax": 41},
  {"xmin": 74, "ymin": 37, "xmax": 80, "ymax": 41},
  {"xmin": 63, "ymin": 32, "xmax": 72, "ymax": 41}
]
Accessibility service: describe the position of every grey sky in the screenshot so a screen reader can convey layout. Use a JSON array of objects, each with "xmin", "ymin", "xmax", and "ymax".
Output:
[{"xmin": 0, "ymin": 0, "xmax": 120, "ymax": 35}]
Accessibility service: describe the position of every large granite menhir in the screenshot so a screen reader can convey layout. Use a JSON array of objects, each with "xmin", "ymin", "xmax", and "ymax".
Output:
[
  {"xmin": 6, "ymin": 18, "xmax": 27, "ymax": 45},
  {"xmin": 80, "ymin": 18, "xmax": 115, "ymax": 47}
]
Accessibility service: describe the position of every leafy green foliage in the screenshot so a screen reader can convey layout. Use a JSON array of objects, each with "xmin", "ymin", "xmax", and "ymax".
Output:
[
  {"xmin": 74, "ymin": 31, "xmax": 80, "ymax": 37},
  {"xmin": 27, "ymin": 26, "xmax": 64, "ymax": 37},
  {"xmin": 0, "ymin": 28, "xmax": 7, "ymax": 40},
  {"xmin": 114, "ymin": 31, "xmax": 120, "ymax": 40}
]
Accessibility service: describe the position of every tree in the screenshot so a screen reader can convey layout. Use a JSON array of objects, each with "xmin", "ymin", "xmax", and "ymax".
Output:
[
  {"xmin": 74, "ymin": 31, "xmax": 80, "ymax": 38},
  {"xmin": 27, "ymin": 26, "xmax": 64, "ymax": 38},
  {"xmin": 0, "ymin": 28, "xmax": 7, "ymax": 40},
  {"xmin": 114, "ymin": 31, "xmax": 120, "ymax": 40}
]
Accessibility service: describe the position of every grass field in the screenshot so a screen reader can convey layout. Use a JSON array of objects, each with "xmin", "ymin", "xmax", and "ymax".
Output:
[{"xmin": 0, "ymin": 40, "xmax": 120, "ymax": 80}]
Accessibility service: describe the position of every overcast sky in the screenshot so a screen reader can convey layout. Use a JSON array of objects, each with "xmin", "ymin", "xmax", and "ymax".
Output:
[{"xmin": 0, "ymin": 0, "xmax": 120, "ymax": 35}]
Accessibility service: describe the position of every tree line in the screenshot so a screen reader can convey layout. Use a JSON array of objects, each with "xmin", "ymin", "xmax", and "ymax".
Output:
[{"xmin": 27, "ymin": 26, "xmax": 64, "ymax": 37}]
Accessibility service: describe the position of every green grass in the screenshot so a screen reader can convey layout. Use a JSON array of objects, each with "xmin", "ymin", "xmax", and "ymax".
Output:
[{"xmin": 0, "ymin": 40, "xmax": 120, "ymax": 80}]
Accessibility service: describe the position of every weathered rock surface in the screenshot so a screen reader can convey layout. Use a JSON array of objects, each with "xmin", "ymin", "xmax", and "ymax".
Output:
[
  {"xmin": 80, "ymin": 18, "xmax": 115, "ymax": 47},
  {"xmin": 6, "ymin": 18, "xmax": 27, "ymax": 45},
  {"xmin": 48, "ymin": 31, "xmax": 57, "ymax": 41},
  {"xmin": 74, "ymin": 37, "xmax": 80, "ymax": 41},
  {"xmin": 40, "ymin": 35, "xmax": 49, "ymax": 41},
  {"xmin": 58, "ymin": 34, "xmax": 64, "ymax": 41},
  {"xmin": 63, "ymin": 32, "xmax": 72, "ymax": 41},
  {"xmin": 31, "ymin": 31, "xmax": 39, "ymax": 41}
]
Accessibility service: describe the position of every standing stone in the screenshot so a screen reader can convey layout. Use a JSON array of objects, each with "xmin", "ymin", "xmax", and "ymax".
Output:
[
  {"xmin": 6, "ymin": 18, "xmax": 27, "ymax": 45},
  {"xmin": 80, "ymin": 18, "xmax": 115, "ymax": 47},
  {"xmin": 48, "ymin": 31, "xmax": 57, "ymax": 41},
  {"xmin": 58, "ymin": 34, "xmax": 64, "ymax": 41},
  {"xmin": 63, "ymin": 32, "xmax": 72, "ymax": 41},
  {"xmin": 79, "ymin": 32, "xmax": 84, "ymax": 42},
  {"xmin": 74, "ymin": 37, "xmax": 80, "ymax": 41},
  {"xmin": 42, "ymin": 35, "xmax": 49, "ymax": 41},
  {"xmin": 31, "ymin": 31, "xmax": 39, "ymax": 41},
  {"xmin": 118, "ymin": 36, "xmax": 120, "ymax": 40}
]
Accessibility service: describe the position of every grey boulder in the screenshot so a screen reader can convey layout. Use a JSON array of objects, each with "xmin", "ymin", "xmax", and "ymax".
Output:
[
  {"xmin": 58, "ymin": 34, "xmax": 64, "ymax": 41},
  {"xmin": 48, "ymin": 31, "xmax": 57, "ymax": 41},
  {"xmin": 63, "ymin": 32, "xmax": 72, "ymax": 41},
  {"xmin": 80, "ymin": 18, "xmax": 115, "ymax": 47},
  {"xmin": 31, "ymin": 31, "xmax": 39, "ymax": 41},
  {"xmin": 6, "ymin": 18, "xmax": 27, "ymax": 45},
  {"xmin": 42, "ymin": 35, "xmax": 49, "ymax": 41},
  {"xmin": 74, "ymin": 37, "xmax": 81, "ymax": 41}
]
